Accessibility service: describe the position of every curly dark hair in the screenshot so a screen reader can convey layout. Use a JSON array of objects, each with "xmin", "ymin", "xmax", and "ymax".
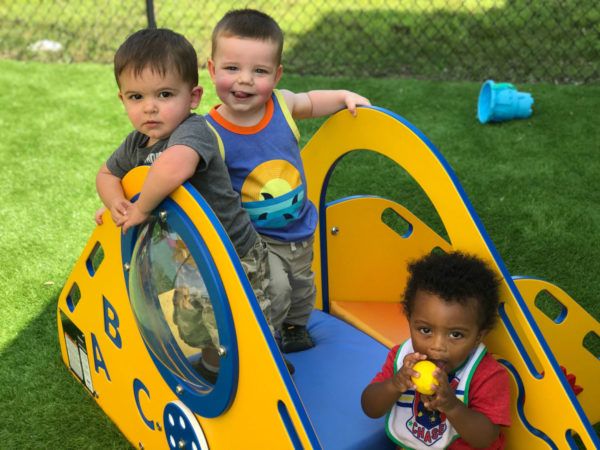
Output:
[{"xmin": 402, "ymin": 251, "xmax": 501, "ymax": 331}]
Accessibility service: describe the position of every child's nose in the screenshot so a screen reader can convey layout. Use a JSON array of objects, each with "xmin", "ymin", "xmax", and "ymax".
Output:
[
  {"xmin": 430, "ymin": 334, "xmax": 447, "ymax": 353},
  {"xmin": 144, "ymin": 100, "xmax": 158, "ymax": 113},
  {"xmin": 237, "ymin": 69, "xmax": 254, "ymax": 85}
]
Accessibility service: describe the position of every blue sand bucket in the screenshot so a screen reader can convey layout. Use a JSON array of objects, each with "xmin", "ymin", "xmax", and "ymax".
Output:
[{"xmin": 477, "ymin": 80, "xmax": 534, "ymax": 124}]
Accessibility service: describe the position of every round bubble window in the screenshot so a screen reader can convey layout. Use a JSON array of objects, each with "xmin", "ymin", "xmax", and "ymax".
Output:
[{"xmin": 123, "ymin": 198, "xmax": 238, "ymax": 417}]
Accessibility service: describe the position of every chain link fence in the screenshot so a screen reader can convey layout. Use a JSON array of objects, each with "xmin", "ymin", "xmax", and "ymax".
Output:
[{"xmin": 1, "ymin": 1, "xmax": 598, "ymax": 83}]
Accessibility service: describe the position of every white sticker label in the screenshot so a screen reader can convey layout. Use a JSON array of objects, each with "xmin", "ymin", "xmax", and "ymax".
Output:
[
  {"xmin": 65, "ymin": 333, "xmax": 84, "ymax": 380},
  {"xmin": 78, "ymin": 345, "xmax": 94, "ymax": 393}
]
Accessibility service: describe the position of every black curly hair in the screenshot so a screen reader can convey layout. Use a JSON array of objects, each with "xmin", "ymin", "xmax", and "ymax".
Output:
[{"xmin": 402, "ymin": 251, "xmax": 501, "ymax": 331}]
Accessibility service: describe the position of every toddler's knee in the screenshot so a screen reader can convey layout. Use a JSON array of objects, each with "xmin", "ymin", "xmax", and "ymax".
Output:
[{"xmin": 268, "ymin": 274, "xmax": 292, "ymax": 297}]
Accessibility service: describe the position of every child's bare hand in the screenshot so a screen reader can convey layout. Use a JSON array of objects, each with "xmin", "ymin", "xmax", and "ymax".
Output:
[
  {"xmin": 421, "ymin": 368, "xmax": 462, "ymax": 413},
  {"xmin": 109, "ymin": 199, "xmax": 132, "ymax": 224},
  {"xmin": 117, "ymin": 203, "xmax": 150, "ymax": 233},
  {"xmin": 345, "ymin": 92, "xmax": 371, "ymax": 116},
  {"xmin": 391, "ymin": 352, "xmax": 428, "ymax": 393},
  {"xmin": 94, "ymin": 206, "xmax": 107, "ymax": 225}
]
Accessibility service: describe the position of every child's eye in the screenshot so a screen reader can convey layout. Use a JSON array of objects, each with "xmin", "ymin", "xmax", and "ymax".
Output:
[
  {"xmin": 255, "ymin": 68, "xmax": 269, "ymax": 74},
  {"xmin": 224, "ymin": 66, "xmax": 238, "ymax": 72},
  {"xmin": 449, "ymin": 331, "xmax": 464, "ymax": 339},
  {"xmin": 418, "ymin": 327, "xmax": 432, "ymax": 335},
  {"xmin": 158, "ymin": 91, "xmax": 173, "ymax": 98},
  {"xmin": 128, "ymin": 94, "xmax": 142, "ymax": 100}
]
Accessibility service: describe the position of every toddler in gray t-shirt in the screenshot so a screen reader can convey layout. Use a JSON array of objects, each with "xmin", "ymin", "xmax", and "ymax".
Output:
[{"xmin": 95, "ymin": 28, "xmax": 290, "ymax": 384}]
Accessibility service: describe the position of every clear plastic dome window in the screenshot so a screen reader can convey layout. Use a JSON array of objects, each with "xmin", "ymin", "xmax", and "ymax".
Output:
[{"xmin": 123, "ymin": 199, "xmax": 238, "ymax": 418}]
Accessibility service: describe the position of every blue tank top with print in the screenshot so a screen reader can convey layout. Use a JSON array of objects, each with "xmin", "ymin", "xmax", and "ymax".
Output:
[{"xmin": 205, "ymin": 90, "xmax": 317, "ymax": 242}]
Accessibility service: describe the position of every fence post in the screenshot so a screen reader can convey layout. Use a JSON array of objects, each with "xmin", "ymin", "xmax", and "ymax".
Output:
[{"xmin": 146, "ymin": 0, "xmax": 157, "ymax": 29}]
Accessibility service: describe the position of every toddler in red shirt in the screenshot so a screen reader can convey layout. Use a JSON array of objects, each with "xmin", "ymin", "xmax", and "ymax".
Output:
[{"xmin": 361, "ymin": 251, "xmax": 511, "ymax": 449}]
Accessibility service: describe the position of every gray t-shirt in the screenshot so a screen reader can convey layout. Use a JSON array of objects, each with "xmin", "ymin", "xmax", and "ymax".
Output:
[{"xmin": 106, "ymin": 113, "xmax": 257, "ymax": 257}]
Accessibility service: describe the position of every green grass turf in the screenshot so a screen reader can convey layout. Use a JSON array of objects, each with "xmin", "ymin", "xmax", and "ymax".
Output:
[{"xmin": 0, "ymin": 59, "xmax": 598, "ymax": 447}]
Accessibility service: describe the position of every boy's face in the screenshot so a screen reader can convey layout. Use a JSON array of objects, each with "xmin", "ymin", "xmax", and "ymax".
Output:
[
  {"xmin": 208, "ymin": 35, "xmax": 282, "ymax": 124},
  {"xmin": 118, "ymin": 67, "xmax": 202, "ymax": 146},
  {"xmin": 408, "ymin": 290, "xmax": 485, "ymax": 374}
]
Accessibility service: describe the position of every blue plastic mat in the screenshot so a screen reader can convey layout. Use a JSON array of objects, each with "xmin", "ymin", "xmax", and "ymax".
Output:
[{"xmin": 286, "ymin": 310, "xmax": 395, "ymax": 449}]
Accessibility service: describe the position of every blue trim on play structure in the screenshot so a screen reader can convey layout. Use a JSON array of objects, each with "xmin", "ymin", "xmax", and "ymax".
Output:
[
  {"xmin": 499, "ymin": 303, "xmax": 543, "ymax": 379},
  {"xmin": 121, "ymin": 196, "xmax": 238, "ymax": 418},
  {"xmin": 317, "ymin": 153, "xmax": 341, "ymax": 314},
  {"xmin": 180, "ymin": 181, "xmax": 322, "ymax": 446},
  {"xmin": 85, "ymin": 242, "xmax": 103, "ymax": 277},
  {"xmin": 326, "ymin": 194, "xmax": 383, "ymax": 208},
  {"xmin": 277, "ymin": 400, "xmax": 303, "ymax": 449},
  {"xmin": 327, "ymin": 194, "xmax": 417, "ymax": 238},
  {"xmin": 356, "ymin": 106, "xmax": 599, "ymax": 444},
  {"xmin": 565, "ymin": 429, "xmax": 580, "ymax": 449},
  {"xmin": 497, "ymin": 358, "xmax": 556, "ymax": 448},
  {"xmin": 318, "ymin": 202, "xmax": 330, "ymax": 314},
  {"xmin": 512, "ymin": 275, "xmax": 569, "ymax": 324},
  {"xmin": 66, "ymin": 282, "xmax": 79, "ymax": 313}
]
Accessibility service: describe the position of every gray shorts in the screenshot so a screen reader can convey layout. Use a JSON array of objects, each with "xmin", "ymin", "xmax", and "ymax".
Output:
[{"xmin": 262, "ymin": 234, "xmax": 316, "ymax": 329}]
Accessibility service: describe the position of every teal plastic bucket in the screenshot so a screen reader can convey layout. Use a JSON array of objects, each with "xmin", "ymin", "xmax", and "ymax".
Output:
[{"xmin": 477, "ymin": 80, "xmax": 534, "ymax": 124}]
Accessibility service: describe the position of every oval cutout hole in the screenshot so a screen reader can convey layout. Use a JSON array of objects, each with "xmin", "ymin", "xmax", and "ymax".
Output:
[
  {"xmin": 565, "ymin": 429, "xmax": 584, "ymax": 449},
  {"xmin": 66, "ymin": 282, "xmax": 81, "ymax": 312},
  {"xmin": 583, "ymin": 331, "xmax": 600, "ymax": 360},
  {"xmin": 381, "ymin": 208, "xmax": 413, "ymax": 238},
  {"xmin": 534, "ymin": 290, "xmax": 567, "ymax": 323},
  {"xmin": 86, "ymin": 242, "xmax": 104, "ymax": 276}
]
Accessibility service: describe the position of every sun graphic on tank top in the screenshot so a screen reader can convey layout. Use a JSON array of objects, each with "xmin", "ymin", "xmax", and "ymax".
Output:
[
  {"xmin": 241, "ymin": 159, "xmax": 302, "ymax": 201},
  {"xmin": 260, "ymin": 178, "xmax": 295, "ymax": 199},
  {"xmin": 241, "ymin": 159, "xmax": 305, "ymax": 229}
]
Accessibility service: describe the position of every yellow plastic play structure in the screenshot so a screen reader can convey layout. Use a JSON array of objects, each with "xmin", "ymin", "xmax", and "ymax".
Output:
[{"xmin": 57, "ymin": 106, "xmax": 599, "ymax": 449}]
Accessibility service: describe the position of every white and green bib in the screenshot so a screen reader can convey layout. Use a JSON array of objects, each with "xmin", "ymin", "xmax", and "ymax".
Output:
[{"xmin": 385, "ymin": 340, "xmax": 486, "ymax": 449}]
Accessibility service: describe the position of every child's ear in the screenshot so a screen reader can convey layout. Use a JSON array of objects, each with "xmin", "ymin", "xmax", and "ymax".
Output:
[
  {"xmin": 207, "ymin": 59, "xmax": 216, "ymax": 81},
  {"xmin": 118, "ymin": 91, "xmax": 124, "ymax": 103},
  {"xmin": 476, "ymin": 328, "xmax": 489, "ymax": 344},
  {"xmin": 190, "ymin": 86, "xmax": 203, "ymax": 109},
  {"xmin": 274, "ymin": 64, "xmax": 283, "ymax": 85}
]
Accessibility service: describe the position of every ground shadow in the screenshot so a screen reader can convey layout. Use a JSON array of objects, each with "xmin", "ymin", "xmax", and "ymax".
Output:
[{"xmin": 0, "ymin": 297, "xmax": 129, "ymax": 448}]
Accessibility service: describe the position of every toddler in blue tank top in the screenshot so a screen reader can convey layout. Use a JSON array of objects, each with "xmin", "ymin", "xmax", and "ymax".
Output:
[{"xmin": 206, "ymin": 9, "xmax": 371, "ymax": 353}]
